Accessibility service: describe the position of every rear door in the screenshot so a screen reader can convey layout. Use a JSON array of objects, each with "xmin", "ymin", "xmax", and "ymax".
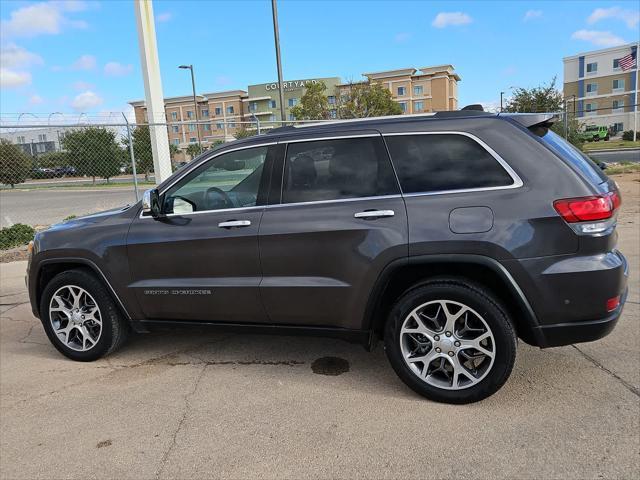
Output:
[{"xmin": 258, "ymin": 132, "xmax": 408, "ymax": 330}]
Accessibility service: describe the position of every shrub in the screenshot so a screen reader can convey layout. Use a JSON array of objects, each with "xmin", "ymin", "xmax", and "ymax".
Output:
[
  {"xmin": 621, "ymin": 130, "xmax": 639, "ymax": 141},
  {"xmin": 0, "ymin": 223, "xmax": 35, "ymax": 250}
]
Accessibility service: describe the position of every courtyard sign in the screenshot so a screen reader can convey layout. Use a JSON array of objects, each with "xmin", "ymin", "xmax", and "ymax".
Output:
[{"xmin": 264, "ymin": 79, "xmax": 319, "ymax": 92}]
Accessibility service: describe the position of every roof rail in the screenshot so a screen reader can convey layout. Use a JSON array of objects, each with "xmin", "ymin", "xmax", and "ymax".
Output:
[
  {"xmin": 288, "ymin": 112, "xmax": 437, "ymax": 129},
  {"xmin": 498, "ymin": 112, "xmax": 559, "ymax": 127}
]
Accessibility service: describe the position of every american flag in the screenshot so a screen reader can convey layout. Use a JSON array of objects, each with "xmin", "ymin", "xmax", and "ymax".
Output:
[{"xmin": 619, "ymin": 49, "xmax": 637, "ymax": 71}]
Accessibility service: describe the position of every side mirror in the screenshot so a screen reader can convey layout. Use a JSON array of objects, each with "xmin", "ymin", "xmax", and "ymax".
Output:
[
  {"xmin": 599, "ymin": 162, "xmax": 608, "ymax": 170},
  {"xmin": 142, "ymin": 188, "xmax": 162, "ymax": 218}
]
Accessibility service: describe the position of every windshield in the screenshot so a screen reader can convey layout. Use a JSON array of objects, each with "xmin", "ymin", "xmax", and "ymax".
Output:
[{"xmin": 530, "ymin": 127, "xmax": 607, "ymax": 185}]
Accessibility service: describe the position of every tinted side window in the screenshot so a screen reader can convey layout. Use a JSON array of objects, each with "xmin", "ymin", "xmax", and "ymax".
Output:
[
  {"xmin": 282, "ymin": 137, "xmax": 399, "ymax": 204},
  {"xmin": 163, "ymin": 146, "xmax": 268, "ymax": 214},
  {"xmin": 385, "ymin": 134, "xmax": 515, "ymax": 194}
]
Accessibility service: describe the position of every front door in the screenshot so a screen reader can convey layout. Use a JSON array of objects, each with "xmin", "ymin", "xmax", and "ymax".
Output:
[
  {"xmin": 127, "ymin": 144, "xmax": 274, "ymax": 323},
  {"xmin": 258, "ymin": 134, "xmax": 408, "ymax": 330}
]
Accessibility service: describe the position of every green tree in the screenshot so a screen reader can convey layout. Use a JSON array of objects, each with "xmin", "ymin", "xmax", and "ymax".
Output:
[
  {"xmin": 290, "ymin": 81, "xmax": 330, "ymax": 120},
  {"xmin": 62, "ymin": 127, "xmax": 122, "ymax": 183},
  {"xmin": 36, "ymin": 151, "xmax": 69, "ymax": 169},
  {"xmin": 338, "ymin": 82, "xmax": 403, "ymax": 119},
  {"xmin": 169, "ymin": 143, "xmax": 180, "ymax": 158},
  {"xmin": 0, "ymin": 139, "xmax": 31, "ymax": 188},
  {"xmin": 186, "ymin": 143, "xmax": 203, "ymax": 158},
  {"xmin": 123, "ymin": 126, "xmax": 154, "ymax": 181},
  {"xmin": 504, "ymin": 76, "xmax": 563, "ymax": 113},
  {"xmin": 234, "ymin": 128, "xmax": 258, "ymax": 139}
]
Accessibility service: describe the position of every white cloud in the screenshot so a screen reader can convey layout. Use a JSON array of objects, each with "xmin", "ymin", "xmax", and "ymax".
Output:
[
  {"xmin": 0, "ymin": 68, "xmax": 31, "ymax": 88},
  {"xmin": 587, "ymin": 7, "xmax": 639, "ymax": 29},
  {"xmin": 156, "ymin": 12, "xmax": 172, "ymax": 23},
  {"xmin": 0, "ymin": 43, "xmax": 44, "ymax": 68},
  {"xmin": 394, "ymin": 32, "xmax": 411, "ymax": 43},
  {"xmin": 72, "ymin": 80, "xmax": 94, "ymax": 90},
  {"xmin": 71, "ymin": 54, "xmax": 96, "ymax": 70},
  {"xmin": 104, "ymin": 61, "xmax": 133, "ymax": 76},
  {"xmin": 523, "ymin": 10, "xmax": 543, "ymax": 22},
  {"xmin": 29, "ymin": 94, "xmax": 44, "ymax": 105},
  {"xmin": 571, "ymin": 29, "xmax": 627, "ymax": 47},
  {"xmin": 0, "ymin": 1, "xmax": 88, "ymax": 38},
  {"xmin": 432, "ymin": 12, "xmax": 472, "ymax": 28},
  {"xmin": 70, "ymin": 90, "xmax": 103, "ymax": 111}
]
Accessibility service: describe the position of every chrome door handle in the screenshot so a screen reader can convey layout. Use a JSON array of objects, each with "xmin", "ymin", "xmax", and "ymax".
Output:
[
  {"xmin": 218, "ymin": 220, "xmax": 251, "ymax": 228},
  {"xmin": 354, "ymin": 210, "xmax": 395, "ymax": 219}
]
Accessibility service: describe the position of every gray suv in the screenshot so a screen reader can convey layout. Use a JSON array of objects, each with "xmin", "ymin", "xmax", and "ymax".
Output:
[{"xmin": 26, "ymin": 110, "xmax": 628, "ymax": 403}]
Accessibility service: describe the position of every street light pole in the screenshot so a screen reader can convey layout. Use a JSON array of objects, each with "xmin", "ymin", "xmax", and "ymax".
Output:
[
  {"xmin": 500, "ymin": 91, "xmax": 505, "ymax": 112},
  {"xmin": 179, "ymin": 64, "xmax": 201, "ymax": 149},
  {"xmin": 271, "ymin": 0, "xmax": 287, "ymax": 124}
]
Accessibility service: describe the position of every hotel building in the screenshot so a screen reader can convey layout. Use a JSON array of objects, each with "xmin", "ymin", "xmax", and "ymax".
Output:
[
  {"xmin": 563, "ymin": 43, "xmax": 638, "ymax": 134},
  {"xmin": 129, "ymin": 64, "xmax": 461, "ymax": 149}
]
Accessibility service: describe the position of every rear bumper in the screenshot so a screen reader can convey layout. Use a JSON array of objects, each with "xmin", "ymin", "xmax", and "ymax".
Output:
[{"xmin": 534, "ymin": 286, "xmax": 627, "ymax": 347}]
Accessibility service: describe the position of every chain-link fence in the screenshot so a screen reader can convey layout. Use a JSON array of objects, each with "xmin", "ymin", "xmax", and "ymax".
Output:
[{"xmin": 0, "ymin": 113, "xmax": 307, "ymax": 249}]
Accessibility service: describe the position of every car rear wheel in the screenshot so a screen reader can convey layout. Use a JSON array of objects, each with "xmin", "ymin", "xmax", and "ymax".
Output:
[
  {"xmin": 384, "ymin": 280, "xmax": 517, "ymax": 404},
  {"xmin": 40, "ymin": 269, "xmax": 129, "ymax": 361}
]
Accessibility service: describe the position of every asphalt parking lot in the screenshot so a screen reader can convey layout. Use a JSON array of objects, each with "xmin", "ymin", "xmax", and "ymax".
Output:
[{"xmin": 1, "ymin": 173, "xmax": 638, "ymax": 479}]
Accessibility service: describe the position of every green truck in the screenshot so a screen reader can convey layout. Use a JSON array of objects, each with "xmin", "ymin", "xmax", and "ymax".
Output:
[{"xmin": 579, "ymin": 125, "xmax": 610, "ymax": 142}]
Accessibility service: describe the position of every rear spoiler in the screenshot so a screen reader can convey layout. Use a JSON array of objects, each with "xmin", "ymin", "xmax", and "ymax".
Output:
[{"xmin": 497, "ymin": 112, "xmax": 559, "ymax": 128}]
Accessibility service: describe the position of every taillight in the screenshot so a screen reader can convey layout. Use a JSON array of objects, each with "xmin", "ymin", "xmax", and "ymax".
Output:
[
  {"xmin": 553, "ymin": 191, "xmax": 621, "ymax": 234},
  {"xmin": 606, "ymin": 295, "xmax": 620, "ymax": 312}
]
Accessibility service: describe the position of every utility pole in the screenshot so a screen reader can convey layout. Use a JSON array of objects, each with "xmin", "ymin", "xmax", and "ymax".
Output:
[
  {"xmin": 500, "ymin": 91, "xmax": 505, "ymax": 112},
  {"xmin": 134, "ymin": 0, "xmax": 172, "ymax": 183},
  {"xmin": 634, "ymin": 42, "xmax": 638, "ymax": 142},
  {"xmin": 271, "ymin": 0, "xmax": 287, "ymax": 124},
  {"xmin": 179, "ymin": 64, "xmax": 201, "ymax": 149}
]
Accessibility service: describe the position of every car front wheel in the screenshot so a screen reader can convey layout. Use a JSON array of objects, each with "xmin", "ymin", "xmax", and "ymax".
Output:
[
  {"xmin": 384, "ymin": 280, "xmax": 517, "ymax": 404},
  {"xmin": 40, "ymin": 269, "xmax": 129, "ymax": 361}
]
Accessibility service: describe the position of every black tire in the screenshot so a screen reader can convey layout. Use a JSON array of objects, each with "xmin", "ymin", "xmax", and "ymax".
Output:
[
  {"xmin": 384, "ymin": 279, "xmax": 517, "ymax": 404},
  {"xmin": 40, "ymin": 269, "xmax": 129, "ymax": 361}
]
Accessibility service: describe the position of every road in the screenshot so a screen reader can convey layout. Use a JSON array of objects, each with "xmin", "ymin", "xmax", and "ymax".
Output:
[
  {"xmin": 0, "ymin": 172, "xmax": 638, "ymax": 479},
  {"xmin": 587, "ymin": 148, "xmax": 640, "ymax": 164},
  {"xmin": 0, "ymin": 187, "xmax": 136, "ymax": 228}
]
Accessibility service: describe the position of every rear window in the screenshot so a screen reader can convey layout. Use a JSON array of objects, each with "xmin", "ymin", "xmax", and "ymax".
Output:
[
  {"xmin": 532, "ymin": 128, "xmax": 607, "ymax": 185},
  {"xmin": 385, "ymin": 134, "xmax": 515, "ymax": 194}
]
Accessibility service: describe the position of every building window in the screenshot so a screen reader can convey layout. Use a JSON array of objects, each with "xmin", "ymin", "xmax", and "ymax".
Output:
[
  {"xmin": 288, "ymin": 98, "xmax": 298, "ymax": 107},
  {"xmin": 171, "ymin": 112, "xmax": 178, "ymax": 120},
  {"xmin": 202, "ymin": 124, "xmax": 211, "ymax": 131},
  {"xmin": 585, "ymin": 103, "xmax": 597, "ymax": 115},
  {"xmin": 201, "ymin": 109, "xmax": 209, "ymax": 118},
  {"xmin": 189, "ymin": 124, "xmax": 196, "ymax": 132},
  {"xmin": 288, "ymin": 113, "xmax": 295, "ymax": 121},
  {"xmin": 269, "ymin": 100, "xmax": 277, "ymax": 108},
  {"xmin": 172, "ymin": 125, "xmax": 179, "ymax": 133},
  {"xmin": 189, "ymin": 137, "xmax": 197, "ymax": 143},
  {"xmin": 226, "ymin": 105, "xmax": 234, "ymax": 114},
  {"xmin": 216, "ymin": 122, "xmax": 223, "ymax": 130},
  {"xmin": 398, "ymin": 101, "xmax": 407, "ymax": 113},
  {"xmin": 397, "ymin": 86, "xmax": 406, "ymax": 96},
  {"xmin": 586, "ymin": 62, "xmax": 597, "ymax": 74},
  {"xmin": 612, "ymin": 79, "xmax": 624, "ymax": 92},
  {"xmin": 269, "ymin": 114, "xmax": 276, "ymax": 122},
  {"xmin": 414, "ymin": 101, "xmax": 424, "ymax": 112},
  {"xmin": 613, "ymin": 59, "xmax": 621, "ymax": 70},
  {"xmin": 38, "ymin": 134, "xmax": 47, "ymax": 142},
  {"xmin": 413, "ymin": 85, "xmax": 423, "ymax": 96},
  {"xmin": 329, "ymin": 109, "xmax": 337, "ymax": 119},
  {"xmin": 614, "ymin": 122, "xmax": 624, "ymax": 133},
  {"xmin": 172, "ymin": 139, "xmax": 179, "ymax": 145},
  {"xmin": 586, "ymin": 83, "xmax": 598, "ymax": 95},
  {"xmin": 215, "ymin": 107, "xmax": 222, "ymax": 115},
  {"xmin": 612, "ymin": 100, "xmax": 624, "ymax": 112},
  {"xmin": 249, "ymin": 102, "xmax": 258, "ymax": 113},
  {"xmin": 187, "ymin": 110, "xmax": 194, "ymax": 119},
  {"xmin": 328, "ymin": 96, "xmax": 336, "ymax": 105},
  {"xmin": 229, "ymin": 121, "xmax": 236, "ymax": 128}
]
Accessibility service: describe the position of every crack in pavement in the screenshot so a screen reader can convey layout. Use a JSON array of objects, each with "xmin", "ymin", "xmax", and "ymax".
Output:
[
  {"xmin": 155, "ymin": 363, "xmax": 208, "ymax": 480},
  {"xmin": 572, "ymin": 345, "xmax": 640, "ymax": 398}
]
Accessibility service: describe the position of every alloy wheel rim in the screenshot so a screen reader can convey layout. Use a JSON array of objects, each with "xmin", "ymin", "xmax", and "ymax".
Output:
[
  {"xmin": 49, "ymin": 285, "xmax": 102, "ymax": 352},
  {"xmin": 399, "ymin": 300, "xmax": 495, "ymax": 390}
]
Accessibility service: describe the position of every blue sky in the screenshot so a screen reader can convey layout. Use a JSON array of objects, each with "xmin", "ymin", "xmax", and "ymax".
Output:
[{"xmin": 1, "ymin": 0, "xmax": 638, "ymax": 118}]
